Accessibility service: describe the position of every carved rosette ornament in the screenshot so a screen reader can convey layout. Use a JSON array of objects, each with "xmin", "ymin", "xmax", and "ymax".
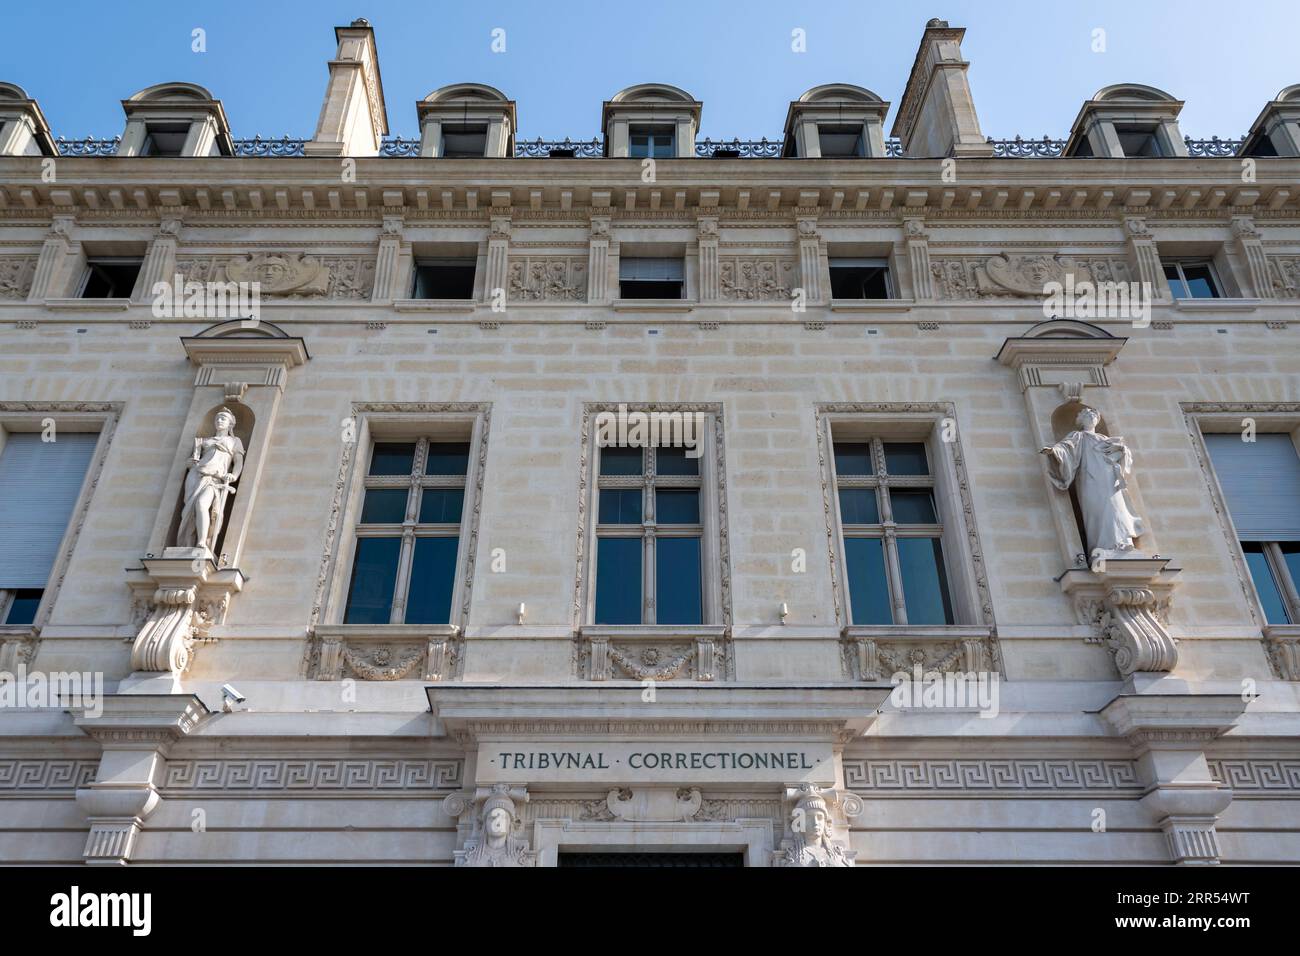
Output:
[
  {"xmin": 772, "ymin": 784, "xmax": 861, "ymax": 867},
  {"xmin": 443, "ymin": 784, "xmax": 538, "ymax": 867}
]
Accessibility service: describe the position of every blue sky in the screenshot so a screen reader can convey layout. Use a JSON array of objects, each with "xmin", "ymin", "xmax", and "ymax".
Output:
[{"xmin": 7, "ymin": 0, "xmax": 1296, "ymax": 141}]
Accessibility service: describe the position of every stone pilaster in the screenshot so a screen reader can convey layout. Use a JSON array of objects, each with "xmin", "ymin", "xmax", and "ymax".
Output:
[
  {"xmin": 371, "ymin": 214, "xmax": 404, "ymax": 302},
  {"xmin": 483, "ymin": 216, "xmax": 511, "ymax": 303},
  {"xmin": 903, "ymin": 218, "xmax": 933, "ymax": 300},
  {"xmin": 696, "ymin": 217, "xmax": 720, "ymax": 301},
  {"xmin": 27, "ymin": 215, "xmax": 76, "ymax": 301},
  {"xmin": 587, "ymin": 215, "xmax": 611, "ymax": 304},
  {"xmin": 133, "ymin": 214, "xmax": 182, "ymax": 303},
  {"xmin": 796, "ymin": 215, "xmax": 823, "ymax": 304},
  {"xmin": 1230, "ymin": 216, "xmax": 1273, "ymax": 298},
  {"xmin": 1124, "ymin": 217, "xmax": 1166, "ymax": 300}
]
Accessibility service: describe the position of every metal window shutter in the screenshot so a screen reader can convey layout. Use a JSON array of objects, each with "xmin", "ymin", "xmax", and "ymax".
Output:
[
  {"xmin": 0, "ymin": 433, "xmax": 98, "ymax": 588},
  {"xmin": 1204, "ymin": 433, "xmax": 1300, "ymax": 541},
  {"xmin": 619, "ymin": 258, "xmax": 683, "ymax": 281}
]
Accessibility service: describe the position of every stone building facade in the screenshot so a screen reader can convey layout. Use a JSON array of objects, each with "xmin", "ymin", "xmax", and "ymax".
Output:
[{"xmin": 1, "ymin": 18, "xmax": 1299, "ymax": 866}]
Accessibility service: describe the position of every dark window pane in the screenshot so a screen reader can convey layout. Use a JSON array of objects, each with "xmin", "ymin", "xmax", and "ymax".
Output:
[
  {"xmin": 619, "ymin": 279, "xmax": 683, "ymax": 299},
  {"xmin": 343, "ymin": 538, "xmax": 400, "ymax": 624},
  {"xmin": 898, "ymin": 538, "xmax": 955, "ymax": 626},
  {"xmin": 441, "ymin": 125, "xmax": 487, "ymax": 158},
  {"xmin": 1181, "ymin": 264, "xmax": 1220, "ymax": 299},
  {"xmin": 1116, "ymin": 126, "xmax": 1162, "ymax": 157},
  {"xmin": 890, "ymin": 490, "xmax": 938, "ymax": 524},
  {"xmin": 1164, "ymin": 263, "xmax": 1189, "ymax": 299},
  {"xmin": 599, "ymin": 489, "xmax": 642, "ymax": 525},
  {"xmin": 834, "ymin": 442, "xmax": 874, "ymax": 476},
  {"xmin": 82, "ymin": 261, "xmax": 142, "ymax": 299},
  {"xmin": 657, "ymin": 445, "xmax": 701, "ymax": 476},
  {"xmin": 595, "ymin": 537, "xmax": 642, "ymax": 625},
  {"xmin": 844, "ymin": 537, "xmax": 891, "ymax": 624},
  {"xmin": 600, "ymin": 446, "xmax": 643, "ymax": 476},
  {"xmin": 657, "ymin": 536, "xmax": 702, "ymax": 625},
  {"xmin": 656, "ymin": 488, "xmax": 699, "ymax": 524},
  {"xmin": 884, "ymin": 442, "xmax": 929, "ymax": 475},
  {"xmin": 838, "ymin": 488, "xmax": 879, "ymax": 524},
  {"xmin": 4, "ymin": 589, "xmax": 43, "ymax": 626},
  {"xmin": 360, "ymin": 488, "xmax": 408, "ymax": 524},
  {"xmin": 1244, "ymin": 543, "xmax": 1291, "ymax": 625},
  {"xmin": 818, "ymin": 126, "xmax": 864, "ymax": 157},
  {"xmin": 425, "ymin": 442, "xmax": 470, "ymax": 475},
  {"xmin": 829, "ymin": 265, "xmax": 890, "ymax": 299},
  {"xmin": 370, "ymin": 442, "xmax": 415, "ymax": 476},
  {"xmin": 405, "ymin": 536, "xmax": 459, "ymax": 624},
  {"xmin": 412, "ymin": 261, "xmax": 476, "ymax": 299},
  {"xmin": 419, "ymin": 489, "xmax": 464, "ymax": 524}
]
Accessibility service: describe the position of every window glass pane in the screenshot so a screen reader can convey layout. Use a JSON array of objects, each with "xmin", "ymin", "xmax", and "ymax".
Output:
[
  {"xmin": 595, "ymin": 537, "xmax": 642, "ymax": 624},
  {"xmin": 599, "ymin": 446, "xmax": 643, "ymax": 476},
  {"xmin": 838, "ymin": 488, "xmax": 879, "ymax": 524},
  {"xmin": 599, "ymin": 489, "xmax": 642, "ymax": 525},
  {"xmin": 1181, "ymin": 264, "xmax": 1219, "ymax": 299},
  {"xmin": 656, "ymin": 536, "xmax": 702, "ymax": 625},
  {"xmin": 1282, "ymin": 543, "xmax": 1300, "ymax": 603},
  {"xmin": 343, "ymin": 537, "xmax": 400, "ymax": 624},
  {"xmin": 419, "ymin": 489, "xmax": 464, "ymax": 524},
  {"xmin": 897, "ymin": 538, "xmax": 955, "ymax": 625},
  {"xmin": 890, "ymin": 490, "xmax": 938, "ymax": 524},
  {"xmin": 405, "ymin": 536, "xmax": 459, "ymax": 624},
  {"xmin": 884, "ymin": 442, "xmax": 929, "ymax": 475},
  {"xmin": 1163, "ymin": 264, "xmax": 1189, "ymax": 299},
  {"xmin": 370, "ymin": 442, "xmax": 415, "ymax": 476},
  {"xmin": 656, "ymin": 489, "xmax": 699, "ymax": 524},
  {"xmin": 829, "ymin": 265, "xmax": 890, "ymax": 299},
  {"xmin": 425, "ymin": 442, "xmax": 470, "ymax": 475},
  {"xmin": 844, "ymin": 537, "xmax": 891, "ymax": 624},
  {"xmin": 4, "ymin": 589, "xmax": 42, "ymax": 626},
  {"xmin": 360, "ymin": 489, "xmax": 408, "ymax": 524},
  {"xmin": 1244, "ymin": 542, "xmax": 1291, "ymax": 624},
  {"xmin": 818, "ymin": 126, "xmax": 864, "ymax": 157},
  {"xmin": 833, "ymin": 442, "xmax": 874, "ymax": 476},
  {"xmin": 657, "ymin": 445, "xmax": 700, "ymax": 476}
]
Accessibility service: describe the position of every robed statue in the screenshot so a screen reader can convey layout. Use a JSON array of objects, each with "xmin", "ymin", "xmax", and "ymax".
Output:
[{"xmin": 1041, "ymin": 406, "xmax": 1146, "ymax": 571}]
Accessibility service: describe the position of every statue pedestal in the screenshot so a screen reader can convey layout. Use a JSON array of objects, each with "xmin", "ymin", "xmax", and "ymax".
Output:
[
  {"xmin": 1060, "ymin": 557, "xmax": 1181, "ymax": 676},
  {"xmin": 126, "ymin": 555, "xmax": 245, "ymax": 677}
]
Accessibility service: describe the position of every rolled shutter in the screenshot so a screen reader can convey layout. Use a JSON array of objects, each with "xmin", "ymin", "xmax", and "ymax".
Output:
[
  {"xmin": 1204, "ymin": 433, "xmax": 1300, "ymax": 541},
  {"xmin": 0, "ymin": 433, "xmax": 98, "ymax": 588}
]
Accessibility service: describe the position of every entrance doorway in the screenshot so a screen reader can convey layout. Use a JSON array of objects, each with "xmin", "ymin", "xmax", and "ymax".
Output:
[{"xmin": 557, "ymin": 851, "xmax": 744, "ymax": 867}]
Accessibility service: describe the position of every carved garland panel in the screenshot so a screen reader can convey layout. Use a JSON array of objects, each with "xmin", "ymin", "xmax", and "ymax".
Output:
[
  {"xmin": 929, "ymin": 253, "xmax": 1133, "ymax": 300},
  {"xmin": 177, "ymin": 253, "xmax": 376, "ymax": 299}
]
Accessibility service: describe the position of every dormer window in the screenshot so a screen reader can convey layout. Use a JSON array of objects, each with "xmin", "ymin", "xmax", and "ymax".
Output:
[
  {"xmin": 629, "ymin": 124, "xmax": 676, "ymax": 159},
  {"xmin": 818, "ymin": 125, "xmax": 865, "ymax": 157},
  {"xmin": 1114, "ymin": 124, "xmax": 1163, "ymax": 157},
  {"xmin": 440, "ymin": 124, "xmax": 488, "ymax": 158},
  {"xmin": 141, "ymin": 122, "xmax": 190, "ymax": 157}
]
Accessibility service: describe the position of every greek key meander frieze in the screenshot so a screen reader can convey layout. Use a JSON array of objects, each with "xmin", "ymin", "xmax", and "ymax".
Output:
[
  {"xmin": 842, "ymin": 759, "xmax": 1142, "ymax": 792},
  {"xmin": 506, "ymin": 256, "xmax": 587, "ymax": 301},
  {"xmin": 0, "ymin": 760, "xmax": 98, "ymax": 791},
  {"xmin": 0, "ymin": 256, "xmax": 37, "ymax": 299},
  {"xmin": 929, "ymin": 253, "xmax": 1133, "ymax": 299},
  {"xmin": 719, "ymin": 256, "xmax": 796, "ymax": 300},
  {"xmin": 176, "ymin": 253, "xmax": 375, "ymax": 298},
  {"xmin": 1208, "ymin": 759, "xmax": 1300, "ymax": 793},
  {"xmin": 161, "ymin": 758, "xmax": 464, "ymax": 791}
]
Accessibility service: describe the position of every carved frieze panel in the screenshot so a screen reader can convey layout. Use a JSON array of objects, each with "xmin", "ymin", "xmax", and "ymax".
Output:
[
  {"xmin": 506, "ymin": 256, "xmax": 587, "ymax": 301},
  {"xmin": 177, "ymin": 253, "xmax": 376, "ymax": 299},
  {"xmin": 719, "ymin": 256, "xmax": 796, "ymax": 300},
  {"xmin": 161, "ymin": 758, "xmax": 463, "ymax": 791},
  {"xmin": 840, "ymin": 634, "xmax": 999, "ymax": 681},
  {"xmin": 1268, "ymin": 257, "xmax": 1300, "ymax": 298},
  {"xmin": 574, "ymin": 632, "xmax": 735, "ymax": 682},
  {"xmin": 930, "ymin": 253, "xmax": 1132, "ymax": 299},
  {"xmin": 307, "ymin": 629, "xmax": 462, "ymax": 682},
  {"xmin": 0, "ymin": 257, "xmax": 37, "ymax": 299},
  {"xmin": 843, "ymin": 758, "xmax": 1142, "ymax": 793}
]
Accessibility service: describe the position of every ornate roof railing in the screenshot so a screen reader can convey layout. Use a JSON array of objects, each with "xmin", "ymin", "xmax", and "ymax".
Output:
[{"xmin": 51, "ymin": 134, "xmax": 1248, "ymax": 159}]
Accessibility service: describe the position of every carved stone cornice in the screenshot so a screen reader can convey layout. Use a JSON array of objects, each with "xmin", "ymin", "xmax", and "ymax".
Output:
[{"xmin": 74, "ymin": 694, "xmax": 210, "ymax": 748}]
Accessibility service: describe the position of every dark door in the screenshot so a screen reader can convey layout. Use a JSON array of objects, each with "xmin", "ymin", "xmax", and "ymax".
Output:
[{"xmin": 558, "ymin": 851, "xmax": 744, "ymax": 867}]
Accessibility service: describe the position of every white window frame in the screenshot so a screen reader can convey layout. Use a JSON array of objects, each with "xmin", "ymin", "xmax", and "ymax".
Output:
[
  {"xmin": 817, "ymin": 404, "xmax": 993, "ymax": 634},
  {"xmin": 1163, "ymin": 259, "xmax": 1223, "ymax": 299},
  {"xmin": 0, "ymin": 403, "xmax": 120, "ymax": 634},
  {"xmin": 576, "ymin": 403, "xmax": 729, "ymax": 630},
  {"xmin": 320, "ymin": 404, "xmax": 490, "ymax": 633}
]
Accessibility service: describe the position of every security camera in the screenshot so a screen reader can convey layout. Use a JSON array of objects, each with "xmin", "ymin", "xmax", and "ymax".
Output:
[{"xmin": 220, "ymin": 684, "xmax": 246, "ymax": 712}]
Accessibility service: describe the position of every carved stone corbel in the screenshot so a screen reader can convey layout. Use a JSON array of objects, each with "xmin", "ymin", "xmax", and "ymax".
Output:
[
  {"xmin": 1061, "ymin": 557, "xmax": 1180, "ymax": 675},
  {"xmin": 442, "ymin": 783, "xmax": 537, "ymax": 867},
  {"xmin": 128, "ymin": 551, "xmax": 245, "ymax": 676},
  {"xmin": 772, "ymin": 784, "xmax": 861, "ymax": 867}
]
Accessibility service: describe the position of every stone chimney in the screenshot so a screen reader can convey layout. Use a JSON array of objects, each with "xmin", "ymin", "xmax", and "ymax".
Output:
[
  {"xmin": 305, "ymin": 18, "xmax": 389, "ymax": 157},
  {"xmin": 890, "ymin": 18, "xmax": 992, "ymax": 158}
]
